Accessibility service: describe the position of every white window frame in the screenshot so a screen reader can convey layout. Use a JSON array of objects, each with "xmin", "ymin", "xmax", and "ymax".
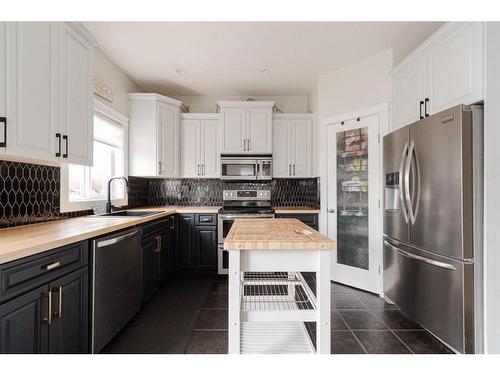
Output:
[{"xmin": 60, "ymin": 99, "xmax": 129, "ymax": 213}]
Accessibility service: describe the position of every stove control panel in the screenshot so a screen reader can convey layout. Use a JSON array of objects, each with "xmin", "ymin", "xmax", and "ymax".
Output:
[{"xmin": 223, "ymin": 190, "xmax": 271, "ymax": 201}]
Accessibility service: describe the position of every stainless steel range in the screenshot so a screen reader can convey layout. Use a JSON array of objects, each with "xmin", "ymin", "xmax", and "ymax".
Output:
[{"xmin": 217, "ymin": 189, "xmax": 275, "ymax": 274}]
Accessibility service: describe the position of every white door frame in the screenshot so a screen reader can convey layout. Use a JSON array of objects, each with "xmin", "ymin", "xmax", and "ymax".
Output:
[{"xmin": 319, "ymin": 103, "xmax": 389, "ymax": 295}]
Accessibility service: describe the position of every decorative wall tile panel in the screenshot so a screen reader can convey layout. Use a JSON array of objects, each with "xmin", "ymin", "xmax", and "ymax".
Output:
[
  {"xmin": 0, "ymin": 160, "xmax": 91, "ymax": 229},
  {"xmin": 145, "ymin": 177, "xmax": 319, "ymax": 208}
]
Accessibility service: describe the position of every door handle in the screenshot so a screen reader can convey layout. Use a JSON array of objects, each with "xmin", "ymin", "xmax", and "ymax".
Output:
[
  {"xmin": 289, "ymin": 164, "xmax": 292, "ymax": 176},
  {"xmin": 62, "ymin": 135, "xmax": 68, "ymax": 158},
  {"xmin": 55, "ymin": 133, "xmax": 62, "ymax": 157},
  {"xmin": 154, "ymin": 235, "xmax": 162, "ymax": 253},
  {"xmin": 45, "ymin": 261, "xmax": 61, "ymax": 271},
  {"xmin": 293, "ymin": 164, "xmax": 296, "ymax": 176},
  {"xmin": 424, "ymin": 98, "xmax": 429, "ymax": 117},
  {"xmin": 410, "ymin": 145, "xmax": 421, "ymax": 225},
  {"xmin": 202, "ymin": 164, "xmax": 205, "ymax": 176},
  {"xmin": 43, "ymin": 291, "xmax": 52, "ymax": 325},
  {"xmin": 419, "ymin": 101, "xmax": 424, "ymax": 120},
  {"xmin": 327, "ymin": 209, "xmax": 335, "ymax": 213},
  {"xmin": 170, "ymin": 216, "xmax": 175, "ymax": 230},
  {"xmin": 53, "ymin": 286, "xmax": 63, "ymax": 318},
  {"xmin": 399, "ymin": 142, "xmax": 409, "ymax": 224},
  {"xmin": 197, "ymin": 164, "xmax": 200, "ymax": 176},
  {"xmin": 247, "ymin": 139, "xmax": 250, "ymax": 151},
  {"xmin": 384, "ymin": 240, "xmax": 456, "ymax": 271},
  {"xmin": 158, "ymin": 162, "xmax": 162, "ymax": 174},
  {"xmin": 97, "ymin": 230, "xmax": 139, "ymax": 248},
  {"xmin": 0, "ymin": 117, "xmax": 6, "ymax": 147},
  {"xmin": 404, "ymin": 141, "xmax": 415, "ymax": 224}
]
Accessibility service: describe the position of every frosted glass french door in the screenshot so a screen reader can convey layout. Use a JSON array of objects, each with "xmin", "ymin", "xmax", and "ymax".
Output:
[{"xmin": 326, "ymin": 115, "xmax": 380, "ymax": 293}]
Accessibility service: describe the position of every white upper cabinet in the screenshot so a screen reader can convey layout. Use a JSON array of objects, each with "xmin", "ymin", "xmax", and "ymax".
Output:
[
  {"xmin": 128, "ymin": 93, "xmax": 182, "ymax": 177},
  {"xmin": 426, "ymin": 23, "xmax": 484, "ymax": 115},
  {"xmin": 181, "ymin": 114, "xmax": 220, "ymax": 178},
  {"xmin": 246, "ymin": 108, "xmax": 272, "ymax": 153},
  {"xmin": 219, "ymin": 101, "xmax": 273, "ymax": 154},
  {"xmin": 392, "ymin": 57, "xmax": 427, "ymax": 130},
  {"xmin": 272, "ymin": 114, "xmax": 312, "ymax": 178},
  {"xmin": 4, "ymin": 23, "xmax": 59, "ymax": 162},
  {"xmin": 391, "ymin": 22, "xmax": 484, "ymax": 131},
  {"xmin": 222, "ymin": 108, "xmax": 245, "ymax": 153},
  {"xmin": 58, "ymin": 23, "xmax": 95, "ymax": 166},
  {"xmin": 0, "ymin": 22, "xmax": 96, "ymax": 164}
]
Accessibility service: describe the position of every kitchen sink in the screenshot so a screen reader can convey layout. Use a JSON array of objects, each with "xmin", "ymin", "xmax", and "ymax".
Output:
[{"xmin": 98, "ymin": 210, "xmax": 160, "ymax": 217}]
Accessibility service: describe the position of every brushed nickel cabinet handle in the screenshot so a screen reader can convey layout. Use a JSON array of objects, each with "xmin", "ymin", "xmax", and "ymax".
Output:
[
  {"xmin": 43, "ymin": 292, "xmax": 52, "ymax": 325},
  {"xmin": 45, "ymin": 261, "xmax": 61, "ymax": 271},
  {"xmin": 54, "ymin": 286, "xmax": 63, "ymax": 318}
]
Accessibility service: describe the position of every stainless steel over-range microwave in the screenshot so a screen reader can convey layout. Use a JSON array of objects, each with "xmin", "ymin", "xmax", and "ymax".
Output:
[{"xmin": 220, "ymin": 155, "xmax": 272, "ymax": 180}]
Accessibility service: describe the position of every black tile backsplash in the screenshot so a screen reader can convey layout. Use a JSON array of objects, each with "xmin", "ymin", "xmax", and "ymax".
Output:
[
  {"xmin": 0, "ymin": 160, "xmax": 92, "ymax": 229},
  {"xmin": 0, "ymin": 159, "xmax": 319, "ymax": 229},
  {"xmin": 146, "ymin": 177, "xmax": 319, "ymax": 207}
]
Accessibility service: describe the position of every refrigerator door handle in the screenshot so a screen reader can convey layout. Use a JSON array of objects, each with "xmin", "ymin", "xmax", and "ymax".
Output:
[
  {"xmin": 411, "ymin": 145, "xmax": 421, "ymax": 225},
  {"xmin": 404, "ymin": 141, "xmax": 415, "ymax": 224},
  {"xmin": 384, "ymin": 240, "xmax": 456, "ymax": 271},
  {"xmin": 399, "ymin": 142, "xmax": 409, "ymax": 223}
]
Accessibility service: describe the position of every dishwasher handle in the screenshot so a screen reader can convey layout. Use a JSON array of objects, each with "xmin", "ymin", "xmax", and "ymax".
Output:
[{"xmin": 97, "ymin": 230, "xmax": 139, "ymax": 248}]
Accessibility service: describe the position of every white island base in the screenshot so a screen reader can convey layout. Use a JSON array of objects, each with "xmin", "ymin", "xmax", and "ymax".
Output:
[{"xmin": 225, "ymin": 219, "xmax": 335, "ymax": 354}]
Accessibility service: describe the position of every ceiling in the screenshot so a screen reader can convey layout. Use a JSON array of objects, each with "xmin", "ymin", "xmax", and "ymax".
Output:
[{"xmin": 84, "ymin": 22, "xmax": 443, "ymax": 96}]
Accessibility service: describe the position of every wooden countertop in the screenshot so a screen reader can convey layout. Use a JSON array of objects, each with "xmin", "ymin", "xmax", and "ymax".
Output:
[
  {"xmin": 273, "ymin": 207, "xmax": 319, "ymax": 214},
  {"xmin": 0, "ymin": 206, "xmax": 221, "ymax": 265},
  {"xmin": 224, "ymin": 218, "xmax": 335, "ymax": 251}
]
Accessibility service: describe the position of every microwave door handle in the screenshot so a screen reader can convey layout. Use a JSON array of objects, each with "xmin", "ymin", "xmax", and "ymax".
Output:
[{"xmin": 399, "ymin": 142, "xmax": 409, "ymax": 223}]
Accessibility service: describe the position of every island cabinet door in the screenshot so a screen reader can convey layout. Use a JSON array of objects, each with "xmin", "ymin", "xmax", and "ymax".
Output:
[
  {"xmin": 176, "ymin": 214, "xmax": 196, "ymax": 269},
  {"xmin": 48, "ymin": 268, "xmax": 89, "ymax": 354},
  {"xmin": 0, "ymin": 285, "xmax": 49, "ymax": 354},
  {"xmin": 194, "ymin": 226, "xmax": 217, "ymax": 269}
]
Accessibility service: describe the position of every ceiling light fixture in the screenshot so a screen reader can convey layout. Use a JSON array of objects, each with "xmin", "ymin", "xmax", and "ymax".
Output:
[
  {"xmin": 176, "ymin": 68, "xmax": 186, "ymax": 74},
  {"xmin": 260, "ymin": 68, "xmax": 270, "ymax": 75}
]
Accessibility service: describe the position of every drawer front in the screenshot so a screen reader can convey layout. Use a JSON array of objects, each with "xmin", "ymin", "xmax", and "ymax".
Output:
[
  {"xmin": 383, "ymin": 239, "xmax": 470, "ymax": 353},
  {"xmin": 276, "ymin": 213, "xmax": 318, "ymax": 228},
  {"xmin": 195, "ymin": 214, "xmax": 217, "ymax": 226},
  {"xmin": 0, "ymin": 241, "xmax": 88, "ymax": 303},
  {"xmin": 141, "ymin": 216, "xmax": 173, "ymax": 238}
]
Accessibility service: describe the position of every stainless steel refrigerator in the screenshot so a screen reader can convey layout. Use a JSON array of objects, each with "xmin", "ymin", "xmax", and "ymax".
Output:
[{"xmin": 383, "ymin": 104, "xmax": 483, "ymax": 354}]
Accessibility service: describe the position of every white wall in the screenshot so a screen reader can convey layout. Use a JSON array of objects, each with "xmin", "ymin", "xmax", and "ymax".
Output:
[
  {"xmin": 94, "ymin": 48, "xmax": 143, "ymax": 116},
  {"xmin": 172, "ymin": 95, "xmax": 309, "ymax": 113},
  {"xmin": 484, "ymin": 21, "xmax": 500, "ymax": 354},
  {"xmin": 308, "ymin": 49, "xmax": 393, "ymax": 177},
  {"xmin": 317, "ymin": 49, "xmax": 393, "ymax": 119}
]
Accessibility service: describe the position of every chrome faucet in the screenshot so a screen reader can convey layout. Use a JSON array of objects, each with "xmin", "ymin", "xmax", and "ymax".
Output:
[{"xmin": 106, "ymin": 177, "xmax": 129, "ymax": 214}]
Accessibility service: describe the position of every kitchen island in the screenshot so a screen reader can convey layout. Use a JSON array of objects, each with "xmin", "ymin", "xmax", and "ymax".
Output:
[{"xmin": 224, "ymin": 218, "xmax": 336, "ymax": 354}]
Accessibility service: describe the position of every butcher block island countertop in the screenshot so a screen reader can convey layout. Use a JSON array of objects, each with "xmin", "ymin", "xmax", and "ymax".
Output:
[{"xmin": 224, "ymin": 218, "xmax": 336, "ymax": 251}]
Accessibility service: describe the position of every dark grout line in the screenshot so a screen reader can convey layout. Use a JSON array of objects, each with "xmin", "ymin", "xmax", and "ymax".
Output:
[
  {"xmin": 391, "ymin": 330, "xmax": 415, "ymax": 354},
  {"xmin": 336, "ymin": 310, "xmax": 369, "ymax": 354}
]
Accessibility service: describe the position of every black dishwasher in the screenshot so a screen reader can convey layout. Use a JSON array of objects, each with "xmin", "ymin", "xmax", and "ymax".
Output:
[{"xmin": 91, "ymin": 227, "xmax": 142, "ymax": 353}]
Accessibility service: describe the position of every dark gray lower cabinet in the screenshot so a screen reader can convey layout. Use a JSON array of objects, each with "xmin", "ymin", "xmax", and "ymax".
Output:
[
  {"xmin": 194, "ymin": 226, "xmax": 217, "ymax": 269},
  {"xmin": 0, "ymin": 241, "xmax": 89, "ymax": 354},
  {"xmin": 0, "ymin": 285, "xmax": 49, "ymax": 353},
  {"xmin": 176, "ymin": 214, "xmax": 217, "ymax": 271},
  {"xmin": 176, "ymin": 214, "xmax": 196, "ymax": 269},
  {"xmin": 0, "ymin": 268, "xmax": 88, "ymax": 354},
  {"xmin": 48, "ymin": 268, "xmax": 88, "ymax": 353},
  {"xmin": 142, "ymin": 216, "xmax": 175, "ymax": 301}
]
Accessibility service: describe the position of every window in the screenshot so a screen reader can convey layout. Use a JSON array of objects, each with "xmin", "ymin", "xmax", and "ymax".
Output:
[{"xmin": 60, "ymin": 100, "xmax": 128, "ymax": 212}]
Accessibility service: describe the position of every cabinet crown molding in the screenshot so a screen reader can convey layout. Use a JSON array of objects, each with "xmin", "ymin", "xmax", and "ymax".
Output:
[
  {"xmin": 181, "ymin": 113, "xmax": 222, "ymax": 120},
  {"xmin": 273, "ymin": 113, "xmax": 313, "ymax": 119},
  {"xmin": 391, "ymin": 22, "xmax": 480, "ymax": 76},
  {"xmin": 217, "ymin": 100, "xmax": 275, "ymax": 109},
  {"xmin": 65, "ymin": 22, "xmax": 98, "ymax": 47},
  {"xmin": 128, "ymin": 93, "xmax": 183, "ymax": 107}
]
